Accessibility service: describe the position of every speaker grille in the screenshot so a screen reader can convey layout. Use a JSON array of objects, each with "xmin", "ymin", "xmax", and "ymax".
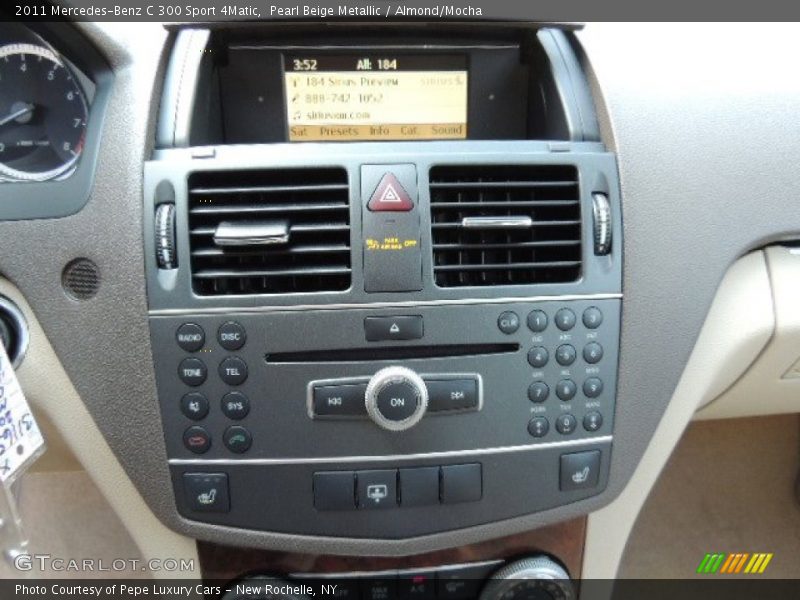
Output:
[{"xmin": 62, "ymin": 258, "xmax": 100, "ymax": 300}]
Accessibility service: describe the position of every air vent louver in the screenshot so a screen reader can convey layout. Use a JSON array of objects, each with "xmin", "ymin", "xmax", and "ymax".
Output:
[
  {"xmin": 188, "ymin": 168, "xmax": 351, "ymax": 295},
  {"xmin": 429, "ymin": 165, "xmax": 582, "ymax": 287}
]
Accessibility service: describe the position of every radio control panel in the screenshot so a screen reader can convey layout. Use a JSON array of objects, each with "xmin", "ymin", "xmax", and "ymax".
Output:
[{"xmin": 151, "ymin": 297, "xmax": 619, "ymax": 537}]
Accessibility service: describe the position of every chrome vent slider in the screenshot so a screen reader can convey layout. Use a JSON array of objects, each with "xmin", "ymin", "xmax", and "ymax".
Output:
[
  {"xmin": 213, "ymin": 220, "xmax": 290, "ymax": 247},
  {"xmin": 591, "ymin": 192, "xmax": 612, "ymax": 255}
]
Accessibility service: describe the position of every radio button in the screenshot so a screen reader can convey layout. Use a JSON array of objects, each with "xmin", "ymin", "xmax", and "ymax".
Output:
[
  {"xmin": 219, "ymin": 357, "xmax": 248, "ymax": 386},
  {"xmin": 555, "ymin": 308, "xmax": 576, "ymax": 331},
  {"xmin": 582, "ymin": 306, "xmax": 603, "ymax": 329},
  {"xmin": 556, "ymin": 414, "xmax": 578, "ymax": 435},
  {"xmin": 527, "ymin": 381, "xmax": 549, "ymax": 403},
  {"xmin": 181, "ymin": 392, "xmax": 209, "ymax": 420},
  {"xmin": 583, "ymin": 342, "xmax": 604, "ymax": 364},
  {"xmin": 312, "ymin": 383, "xmax": 368, "ymax": 417},
  {"xmin": 426, "ymin": 378, "xmax": 478, "ymax": 411},
  {"xmin": 183, "ymin": 425, "xmax": 211, "ymax": 454},
  {"xmin": 176, "ymin": 323, "xmax": 205, "ymax": 352},
  {"xmin": 555, "ymin": 344, "xmax": 577, "ymax": 366},
  {"xmin": 365, "ymin": 315, "xmax": 423, "ymax": 341},
  {"xmin": 527, "ymin": 416, "xmax": 550, "ymax": 438},
  {"xmin": 223, "ymin": 425, "xmax": 252, "ymax": 453},
  {"xmin": 221, "ymin": 391, "xmax": 250, "ymax": 420},
  {"xmin": 527, "ymin": 346, "xmax": 549, "ymax": 368},
  {"xmin": 556, "ymin": 379, "xmax": 577, "ymax": 401},
  {"xmin": 583, "ymin": 377, "xmax": 604, "ymax": 398},
  {"xmin": 178, "ymin": 358, "xmax": 207, "ymax": 387},
  {"xmin": 218, "ymin": 321, "xmax": 246, "ymax": 351},
  {"xmin": 527, "ymin": 310, "xmax": 548, "ymax": 332},
  {"xmin": 497, "ymin": 311, "xmax": 520, "ymax": 334}
]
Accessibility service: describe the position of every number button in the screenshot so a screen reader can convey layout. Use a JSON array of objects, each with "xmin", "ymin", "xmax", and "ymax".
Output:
[
  {"xmin": 527, "ymin": 346, "xmax": 549, "ymax": 369},
  {"xmin": 527, "ymin": 417, "xmax": 550, "ymax": 438},
  {"xmin": 555, "ymin": 308, "xmax": 576, "ymax": 331},
  {"xmin": 583, "ymin": 342, "xmax": 604, "ymax": 364},
  {"xmin": 528, "ymin": 382, "xmax": 550, "ymax": 403},
  {"xmin": 556, "ymin": 379, "xmax": 577, "ymax": 401},
  {"xmin": 556, "ymin": 414, "xmax": 578, "ymax": 435},
  {"xmin": 527, "ymin": 310, "xmax": 548, "ymax": 332},
  {"xmin": 556, "ymin": 344, "xmax": 577, "ymax": 366},
  {"xmin": 583, "ymin": 377, "xmax": 604, "ymax": 398},
  {"xmin": 582, "ymin": 307, "xmax": 603, "ymax": 329}
]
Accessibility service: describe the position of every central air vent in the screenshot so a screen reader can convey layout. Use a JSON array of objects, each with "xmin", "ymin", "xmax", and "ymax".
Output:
[
  {"xmin": 188, "ymin": 168, "xmax": 351, "ymax": 295},
  {"xmin": 429, "ymin": 165, "xmax": 581, "ymax": 287}
]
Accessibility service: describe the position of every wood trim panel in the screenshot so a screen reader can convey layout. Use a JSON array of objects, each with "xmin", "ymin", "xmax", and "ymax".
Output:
[{"xmin": 199, "ymin": 518, "xmax": 585, "ymax": 581}]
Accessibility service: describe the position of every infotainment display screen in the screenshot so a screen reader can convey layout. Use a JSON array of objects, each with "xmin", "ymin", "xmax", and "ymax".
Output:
[{"xmin": 284, "ymin": 54, "xmax": 468, "ymax": 142}]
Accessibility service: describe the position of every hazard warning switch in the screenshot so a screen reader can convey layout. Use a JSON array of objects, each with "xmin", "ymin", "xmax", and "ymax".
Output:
[{"xmin": 368, "ymin": 172, "xmax": 415, "ymax": 212}]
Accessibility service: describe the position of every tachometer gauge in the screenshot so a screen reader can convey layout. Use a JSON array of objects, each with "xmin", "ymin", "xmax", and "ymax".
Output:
[{"xmin": 0, "ymin": 43, "xmax": 88, "ymax": 182}]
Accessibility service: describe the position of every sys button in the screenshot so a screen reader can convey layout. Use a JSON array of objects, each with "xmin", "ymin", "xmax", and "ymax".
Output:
[{"xmin": 365, "ymin": 316, "xmax": 423, "ymax": 341}]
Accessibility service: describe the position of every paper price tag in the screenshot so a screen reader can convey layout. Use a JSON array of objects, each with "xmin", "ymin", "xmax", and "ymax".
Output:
[{"xmin": 0, "ymin": 343, "xmax": 45, "ymax": 484}]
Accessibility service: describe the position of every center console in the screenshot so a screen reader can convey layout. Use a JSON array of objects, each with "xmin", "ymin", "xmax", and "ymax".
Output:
[{"xmin": 144, "ymin": 21, "xmax": 621, "ymax": 567}]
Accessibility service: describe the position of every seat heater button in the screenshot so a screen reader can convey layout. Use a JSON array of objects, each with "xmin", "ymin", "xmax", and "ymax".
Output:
[
  {"xmin": 176, "ymin": 323, "xmax": 205, "ymax": 352},
  {"xmin": 183, "ymin": 473, "xmax": 230, "ymax": 513},
  {"xmin": 560, "ymin": 450, "xmax": 601, "ymax": 491}
]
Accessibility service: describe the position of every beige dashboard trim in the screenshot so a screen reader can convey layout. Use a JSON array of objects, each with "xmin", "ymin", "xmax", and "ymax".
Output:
[
  {"xmin": 0, "ymin": 279, "xmax": 199, "ymax": 580},
  {"xmin": 581, "ymin": 251, "xmax": 773, "ymax": 584},
  {"xmin": 695, "ymin": 245, "xmax": 800, "ymax": 420}
]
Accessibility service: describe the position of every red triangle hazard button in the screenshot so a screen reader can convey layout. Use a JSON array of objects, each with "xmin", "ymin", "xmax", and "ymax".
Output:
[{"xmin": 368, "ymin": 173, "xmax": 414, "ymax": 212}]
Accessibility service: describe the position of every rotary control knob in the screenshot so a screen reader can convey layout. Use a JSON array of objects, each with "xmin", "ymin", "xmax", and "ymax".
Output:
[
  {"xmin": 479, "ymin": 557, "xmax": 575, "ymax": 600},
  {"xmin": 365, "ymin": 366, "xmax": 428, "ymax": 432}
]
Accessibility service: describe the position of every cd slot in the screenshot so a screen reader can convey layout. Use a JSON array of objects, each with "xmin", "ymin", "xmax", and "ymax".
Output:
[{"xmin": 265, "ymin": 343, "xmax": 519, "ymax": 364}]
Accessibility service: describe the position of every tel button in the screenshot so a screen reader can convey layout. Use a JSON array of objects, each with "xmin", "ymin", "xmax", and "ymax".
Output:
[
  {"xmin": 178, "ymin": 358, "xmax": 207, "ymax": 387},
  {"xmin": 218, "ymin": 321, "xmax": 246, "ymax": 351},
  {"xmin": 176, "ymin": 323, "xmax": 205, "ymax": 352},
  {"xmin": 219, "ymin": 357, "xmax": 248, "ymax": 386}
]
